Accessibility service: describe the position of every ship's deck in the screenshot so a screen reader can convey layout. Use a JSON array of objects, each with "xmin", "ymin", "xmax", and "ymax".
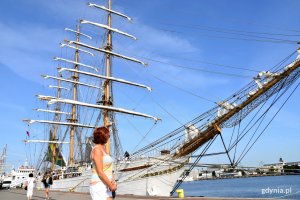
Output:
[{"xmin": 0, "ymin": 189, "xmax": 280, "ymax": 200}]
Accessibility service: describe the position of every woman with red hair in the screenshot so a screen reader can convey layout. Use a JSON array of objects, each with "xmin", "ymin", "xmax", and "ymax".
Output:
[{"xmin": 89, "ymin": 126, "xmax": 117, "ymax": 200}]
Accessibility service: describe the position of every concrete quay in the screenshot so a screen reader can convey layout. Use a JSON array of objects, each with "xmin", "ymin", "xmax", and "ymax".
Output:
[{"xmin": 0, "ymin": 189, "xmax": 278, "ymax": 200}]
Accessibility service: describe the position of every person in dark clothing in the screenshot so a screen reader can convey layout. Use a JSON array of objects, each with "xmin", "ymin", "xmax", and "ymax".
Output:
[
  {"xmin": 42, "ymin": 173, "xmax": 52, "ymax": 200},
  {"xmin": 124, "ymin": 151, "xmax": 130, "ymax": 160}
]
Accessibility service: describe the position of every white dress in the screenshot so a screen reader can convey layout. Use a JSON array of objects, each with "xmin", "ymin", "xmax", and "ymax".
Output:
[{"xmin": 26, "ymin": 177, "xmax": 35, "ymax": 198}]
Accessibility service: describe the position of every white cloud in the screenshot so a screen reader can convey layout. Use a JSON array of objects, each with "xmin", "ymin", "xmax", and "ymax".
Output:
[
  {"xmin": 0, "ymin": 22, "xmax": 63, "ymax": 83},
  {"xmin": 114, "ymin": 19, "xmax": 199, "ymax": 56},
  {"xmin": 0, "ymin": 0, "xmax": 103, "ymax": 83}
]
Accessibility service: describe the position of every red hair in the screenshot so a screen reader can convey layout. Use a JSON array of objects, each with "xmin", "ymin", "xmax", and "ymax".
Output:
[{"xmin": 93, "ymin": 126, "xmax": 110, "ymax": 144}]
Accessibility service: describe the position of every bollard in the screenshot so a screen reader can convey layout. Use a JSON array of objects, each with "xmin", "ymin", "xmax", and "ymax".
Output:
[{"xmin": 176, "ymin": 189, "xmax": 184, "ymax": 198}]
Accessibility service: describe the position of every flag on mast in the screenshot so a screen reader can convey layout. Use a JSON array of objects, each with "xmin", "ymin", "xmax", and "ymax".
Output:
[{"xmin": 26, "ymin": 131, "xmax": 30, "ymax": 137}]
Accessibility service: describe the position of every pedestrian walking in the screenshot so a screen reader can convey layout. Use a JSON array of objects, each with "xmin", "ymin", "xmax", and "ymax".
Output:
[
  {"xmin": 25, "ymin": 173, "xmax": 35, "ymax": 200},
  {"xmin": 42, "ymin": 173, "xmax": 53, "ymax": 200}
]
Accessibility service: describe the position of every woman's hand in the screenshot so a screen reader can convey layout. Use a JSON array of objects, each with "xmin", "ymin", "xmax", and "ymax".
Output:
[{"xmin": 109, "ymin": 180, "xmax": 117, "ymax": 192}]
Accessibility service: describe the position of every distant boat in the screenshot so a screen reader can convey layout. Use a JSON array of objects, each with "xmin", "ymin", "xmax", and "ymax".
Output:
[
  {"xmin": 0, "ymin": 145, "xmax": 8, "ymax": 178},
  {"xmin": 2, "ymin": 160, "xmax": 35, "ymax": 189}
]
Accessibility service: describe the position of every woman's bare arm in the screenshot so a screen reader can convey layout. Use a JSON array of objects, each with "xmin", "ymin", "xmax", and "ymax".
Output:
[{"xmin": 93, "ymin": 147, "xmax": 116, "ymax": 191}]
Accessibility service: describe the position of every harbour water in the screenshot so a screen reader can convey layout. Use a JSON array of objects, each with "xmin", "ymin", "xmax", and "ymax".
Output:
[{"xmin": 179, "ymin": 175, "xmax": 300, "ymax": 199}]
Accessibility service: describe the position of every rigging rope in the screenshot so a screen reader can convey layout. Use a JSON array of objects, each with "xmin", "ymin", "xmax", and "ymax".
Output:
[
  {"xmin": 190, "ymin": 24, "xmax": 300, "ymax": 37},
  {"xmin": 170, "ymin": 135, "xmax": 218, "ymax": 195},
  {"xmin": 149, "ymin": 72, "xmax": 217, "ymax": 104},
  {"xmin": 136, "ymin": 54, "xmax": 255, "ymax": 78},
  {"xmin": 143, "ymin": 55, "xmax": 260, "ymax": 73},
  {"xmin": 236, "ymin": 79, "xmax": 300, "ymax": 165},
  {"xmin": 228, "ymin": 73, "xmax": 295, "ymax": 153},
  {"xmin": 181, "ymin": 25, "xmax": 299, "ymax": 43},
  {"xmin": 148, "ymin": 21, "xmax": 300, "ymax": 44},
  {"xmin": 209, "ymin": 18, "xmax": 300, "ymax": 34},
  {"xmin": 157, "ymin": 28, "xmax": 299, "ymax": 45},
  {"xmin": 271, "ymin": 51, "xmax": 297, "ymax": 72},
  {"xmin": 149, "ymin": 95, "xmax": 184, "ymax": 126},
  {"xmin": 236, "ymin": 108, "xmax": 269, "ymax": 165},
  {"xmin": 232, "ymin": 120, "xmax": 241, "ymax": 164},
  {"xmin": 131, "ymin": 122, "xmax": 158, "ymax": 153},
  {"xmin": 122, "ymin": 116, "xmax": 158, "ymax": 153},
  {"xmin": 155, "ymin": 22, "xmax": 300, "ymax": 37},
  {"xmin": 227, "ymin": 123, "xmax": 236, "ymax": 149},
  {"xmin": 233, "ymin": 77, "xmax": 289, "ymax": 164}
]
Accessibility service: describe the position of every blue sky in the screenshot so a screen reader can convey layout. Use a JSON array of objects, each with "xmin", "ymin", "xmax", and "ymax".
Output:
[{"xmin": 1, "ymin": 0, "xmax": 300, "ymax": 169}]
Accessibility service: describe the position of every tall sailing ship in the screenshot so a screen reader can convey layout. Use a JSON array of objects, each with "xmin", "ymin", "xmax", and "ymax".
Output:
[
  {"xmin": 23, "ymin": 0, "xmax": 300, "ymax": 196},
  {"xmin": 0, "ymin": 145, "xmax": 8, "ymax": 179}
]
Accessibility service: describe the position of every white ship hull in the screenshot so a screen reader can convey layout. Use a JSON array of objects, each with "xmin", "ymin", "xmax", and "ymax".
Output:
[
  {"xmin": 50, "ymin": 156, "xmax": 188, "ymax": 196},
  {"xmin": 116, "ymin": 168, "xmax": 185, "ymax": 196},
  {"xmin": 51, "ymin": 173, "xmax": 91, "ymax": 193}
]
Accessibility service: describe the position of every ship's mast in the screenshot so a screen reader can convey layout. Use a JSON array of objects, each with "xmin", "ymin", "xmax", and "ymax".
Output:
[
  {"xmin": 24, "ymin": 0, "xmax": 159, "ymax": 159},
  {"xmin": 69, "ymin": 25, "xmax": 80, "ymax": 165},
  {"xmin": 51, "ymin": 73, "xmax": 62, "ymax": 170},
  {"xmin": 103, "ymin": 0, "xmax": 112, "ymax": 154}
]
